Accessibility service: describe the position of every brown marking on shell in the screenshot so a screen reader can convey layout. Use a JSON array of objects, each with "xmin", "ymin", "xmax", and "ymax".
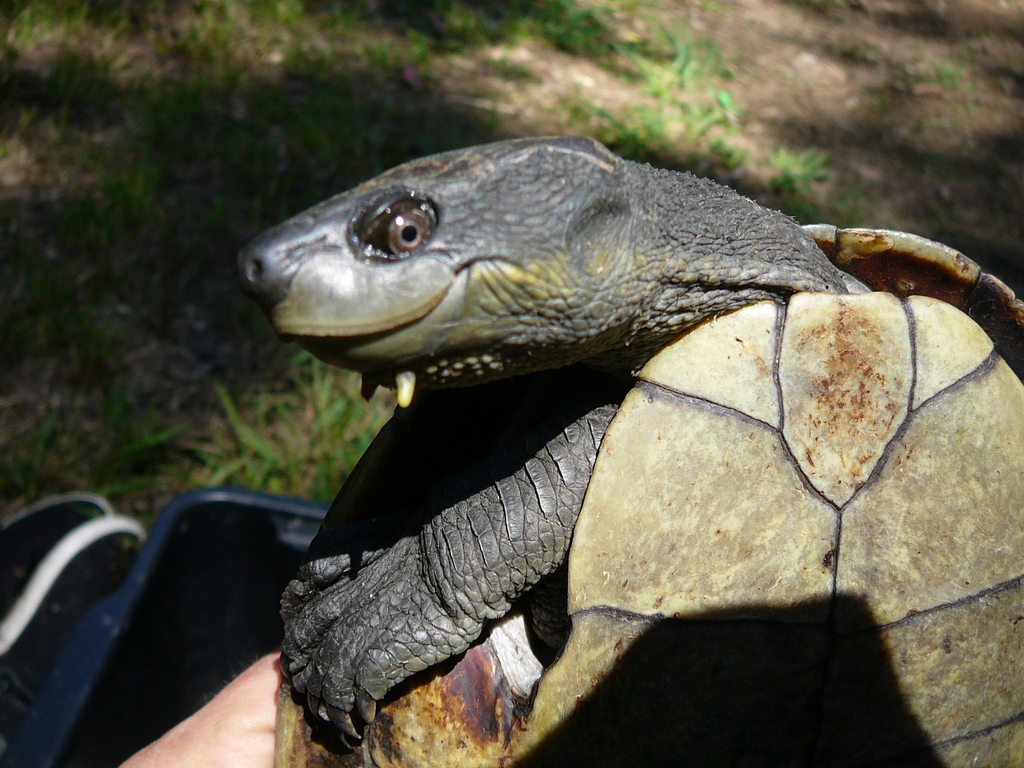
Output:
[
  {"xmin": 965, "ymin": 272, "xmax": 1024, "ymax": 380},
  {"xmin": 805, "ymin": 225, "xmax": 1024, "ymax": 382},
  {"xmin": 275, "ymin": 642, "xmax": 526, "ymax": 768},
  {"xmin": 364, "ymin": 642, "xmax": 525, "ymax": 768},
  {"xmin": 778, "ymin": 294, "xmax": 911, "ymax": 508},
  {"xmin": 820, "ymin": 228, "xmax": 980, "ymax": 306}
]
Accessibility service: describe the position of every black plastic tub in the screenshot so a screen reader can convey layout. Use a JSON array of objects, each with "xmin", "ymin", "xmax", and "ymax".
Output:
[{"xmin": 2, "ymin": 487, "xmax": 326, "ymax": 768}]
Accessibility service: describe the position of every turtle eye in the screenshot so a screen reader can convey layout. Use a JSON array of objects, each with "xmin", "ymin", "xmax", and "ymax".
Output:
[{"xmin": 363, "ymin": 196, "xmax": 437, "ymax": 259}]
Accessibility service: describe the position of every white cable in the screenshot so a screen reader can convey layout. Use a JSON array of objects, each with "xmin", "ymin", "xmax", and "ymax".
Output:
[
  {"xmin": 0, "ymin": 515, "xmax": 146, "ymax": 656},
  {"xmin": 1, "ymin": 491, "xmax": 118, "ymax": 530}
]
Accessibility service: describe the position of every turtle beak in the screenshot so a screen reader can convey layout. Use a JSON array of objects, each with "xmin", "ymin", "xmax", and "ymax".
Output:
[{"xmin": 238, "ymin": 206, "xmax": 455, "ymax": 340}]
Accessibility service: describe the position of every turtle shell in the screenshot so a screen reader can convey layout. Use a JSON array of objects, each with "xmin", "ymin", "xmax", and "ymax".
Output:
[{"xmin": 515, "ymin": 292, "xmax": 1024, "ymax": 765}]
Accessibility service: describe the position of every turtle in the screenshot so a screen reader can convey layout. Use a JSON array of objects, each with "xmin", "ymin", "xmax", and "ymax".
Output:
[{"xmin": 237, "ymin": 136, "xmax": 1024, "ymax": 767}]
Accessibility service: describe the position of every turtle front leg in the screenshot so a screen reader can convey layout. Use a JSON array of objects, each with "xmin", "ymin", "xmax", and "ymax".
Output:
[{"xmin": 280, "ymin": 401, "xmax": 618, "ymax": 737}]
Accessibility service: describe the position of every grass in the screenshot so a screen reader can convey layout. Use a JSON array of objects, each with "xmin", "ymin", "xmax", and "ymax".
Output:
[
  {"xmin": 560, "ymin": 26, "xmax": 747, "ymax": 170},
  {"xmin": 0, "ymin": 381, "xmax": 183, "ymax": 507},
  {"xmin": 187, "ymin": 352, "xmax": 392, "ymax": 503},
  {"xmin": 762, "ymin": 147, "xmax": 830, "ymax": 222},
  {"xmin": 2, "ymin": 0, "xmax": 1020, "ymax": 520},
  {"xmin": 768, "ymin": 147, "xmax": 829, "ymax": 196}
]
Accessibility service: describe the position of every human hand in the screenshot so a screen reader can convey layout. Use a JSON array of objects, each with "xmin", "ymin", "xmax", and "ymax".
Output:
[{"xmin": 120, "ymin": 652, "xmax": 280, "ymax": 768}]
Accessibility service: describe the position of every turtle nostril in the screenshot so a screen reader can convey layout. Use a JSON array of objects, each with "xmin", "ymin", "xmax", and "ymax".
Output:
[
  {"xmin": 238, "ymin": 221, "xmax": 314, "ymax": 308},
  {"xmin": 245, "ymin": 255, "xmax": 264, "ymax": 285},
  {"xmin": 238, "ymin": 243, "xmax": 291, "ymax": 307}
]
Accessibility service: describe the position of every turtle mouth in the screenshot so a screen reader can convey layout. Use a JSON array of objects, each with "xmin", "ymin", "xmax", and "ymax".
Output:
[
  {"xmin": 269, "ymin": 248, "xmax": 458, "ymax": 339},
  {"xmin": 276, "ymin": 263, "xmax": 491, "ymax": 407},
  {"xmin": 252, "ymin": 250, "xmax": 562, "ymax": 406}
]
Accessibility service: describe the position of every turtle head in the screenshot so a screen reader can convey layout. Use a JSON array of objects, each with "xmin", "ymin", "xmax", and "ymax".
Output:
[
  {"xmin": 240, "ymin": 136, "xmax": 846, "ymax": 402},
  {"xmin": 239, "ymin": 136, "xmax": 645, "ymax": 400}
]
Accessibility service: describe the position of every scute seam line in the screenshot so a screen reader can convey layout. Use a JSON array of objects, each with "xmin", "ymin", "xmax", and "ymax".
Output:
[
  {"xmin": 772, "ymin": 300, "xmax": 787, "ymax": 435},
  {"xmin": 826, "ymin": 227, "xmax": 843, "ymax": 264},
  {"xmin": 635, "ymin": 378, "xmax": 838, "ymax": 511},
  {"xmin": 927, "ymin": 707, "xmax": 1024, "ymax": 753},
  {"xmin": 569, "ymin": 604, "xmax": 829, "ymax": 627},
  {"xmin": 771, "ymin": 305, "xmax": 844, "ymax": 512},
  {"xmin": 910, "ymin": 348, "xmax": 1000, "ymax": 414},
  {"xmin": 843, "ymin": 570, "xmax": 1024, "ymax": 637},
  {"xmin": 837, "ymin": 347, "xmax": 1000, "ymax": 519},
  {"xmin": 858, "ymin": 708, "xmax": 1024, "ymax": 766},
  {"xmin": 836, "ymin": 379, "xmax": 917, "ymax": 515},
  {"xmin": 902, "ymin": 298, "xmax": 919, "ymax": 421},
  {"xmin": 635, "ymin": 379, "xmax": 778, "ymax": 437}
]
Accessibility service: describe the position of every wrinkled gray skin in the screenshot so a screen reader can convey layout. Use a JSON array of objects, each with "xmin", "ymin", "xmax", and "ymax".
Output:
[{"xmin": 238, "ymin": 137, "xmax": 848, "ymax": 739}]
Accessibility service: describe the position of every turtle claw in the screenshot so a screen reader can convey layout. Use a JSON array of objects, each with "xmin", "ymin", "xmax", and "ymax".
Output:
[
  {"xmin": 307, "ymin": 691, "xmax": 329, "ymax": 723},
  {"xmin": 306, "ymin": 689, "xmax": 365, "ymax": 743},
  {"xmin": 356, "ymin": 690, "xmax": 378, "ymax": 724},
  {"xmin": 327, "ymin": 702, "xmax": 362, "ymax": 741}
]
